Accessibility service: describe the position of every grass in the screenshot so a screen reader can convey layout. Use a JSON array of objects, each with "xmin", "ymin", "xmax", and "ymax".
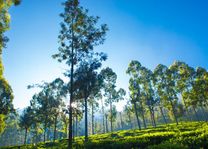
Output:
[{"xmin": 1, "ymin": 121, "xmax": 208, "ymax": 149}]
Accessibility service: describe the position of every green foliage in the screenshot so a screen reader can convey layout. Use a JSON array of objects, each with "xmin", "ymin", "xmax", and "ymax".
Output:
[
  {"xmin": 3, "ymin": 122, "xmax": 208, "ymax": 149},
  {"xmin": 0, "ymin": 114, "xmax": 5, "ymax": 134}
]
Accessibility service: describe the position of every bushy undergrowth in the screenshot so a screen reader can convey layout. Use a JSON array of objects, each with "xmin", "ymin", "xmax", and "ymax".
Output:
[{"xmin": 1, "ymin": 121, "xmax": 208, "ymax": 149}]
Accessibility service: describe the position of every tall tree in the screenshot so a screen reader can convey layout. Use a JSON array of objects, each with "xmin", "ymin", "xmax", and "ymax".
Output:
[
  {"xmin": 101, "ymin": 67, "xmax": 126, "ymax": 132},
  {"xmin": 127, "ymin": 61, "xmax": 145, "ymax": 129},
  {"xmin": 19, "ymin": 106, "xmax": 34, "ymax": 145},
  {"xmin": 72, "ymin": 54, "xmax": 106, "ymax": 141},
  {"xmin": 53, "ymin": 0, "xmax": 108, "ymax": 147},
  {"xmin": 28, "ymin": 78, "xmax": 66, "ymax": 142}
]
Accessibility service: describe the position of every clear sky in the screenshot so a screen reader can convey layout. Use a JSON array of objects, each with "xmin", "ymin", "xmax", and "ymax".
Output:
[{"xmin": 3, "ymin": 0, "xmax": 208, "ymax": 110}]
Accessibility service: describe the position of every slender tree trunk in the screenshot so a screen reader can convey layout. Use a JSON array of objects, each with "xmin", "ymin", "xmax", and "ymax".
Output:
[
  {"xmin": 160, "ymin": 107, "xmax": 167, "ymax": 124},
  {"xmin": 192, "ymin": 106, "xmax": 199, "ymax": 121},
  {"xmin": 127, "ymin": 112, "xmax": 133, "ymax": 129},
  {"xmin": 44, "ymin": 118, "xmax": 47, "ymax": 142},
  {"xmin": 76, "ymin": 113, "xmax": 78, "ymax": 137},
  {"xmin": 24, "ymin": 128, "xmax": 28, "ymax": 145},
  {"xmin": 182, "ymin": 98, "xmax": 192, "ymax": 121},
  {"xmin": 152, "ymin": 109, "xmax": 156, "ymax": 127},
  {"xmin": 119, "ymin": 112, "xmax": 123, "ymax": 129},
  {"xmin": 201, "ymin": 107, "xmax": 208, "ymax": 121},
  {"xmin": 65, "ymin": 121, "xmax": 68, "ymax": 139},
  {"xmin": 170, "ymin": 100, "xmax": 178, "ymax": 125},
  {"xmin": 68, "ymin": 10, "xmax": 75, "ymax": 149},
  {"xmin": 149, "ymin": 106, "xmax": 154, "ymax": 127},
  {"xmin": 105, "ymin": 114, "xmax": 108, "ymax": 133},
  {"xmin": 73, "ymin": 116, "xmax": 75, "ymax": 142},
  {"xmin": 110, "ymin": 100, "xmax": 113, "ymax": 132},
  {"xmin": 53, "ymin": 115, "xmax": 58, "ymax": 142},
  {"xmin": 101, "ymin": 98, "xmax": 105, "ymax": 133},
  {"xmin": 47, "ymin": 127, "xmax": 50, "ymax": 141},
  {"xmin": 84, "ymin": 94, "xmax": 88, "ymax": 142},
  {"xmin": 91, "ymin": 102, "xmax": 94, "ymax": 135},
  {"xmin": 141, "ymin": 103, "xmax": 146, "ymax": 129},
  {"xmin": 133, "ymin": 102, "xmax": 141, "ymax": 130}
]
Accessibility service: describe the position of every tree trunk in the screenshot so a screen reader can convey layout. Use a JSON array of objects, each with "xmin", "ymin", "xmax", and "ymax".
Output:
[
  {"xmin": 91, "ymin": 102, "xmax": 94, "ymax": 135},
  {"xmin": 73, "ymin": 116, "xmax": 75, "ymax": 142},
  {"xmin": 24, "ymin": 128, "xmax": 28, "ymax": 145},
  {"xmin": 101, "ymin": 98, "xmax": 105, "ymax": 133},
  {"xmin": 141, "ymin": 103, "xmax": 146, "ymax": 129},
  {"xmin": 110, "ymin": 100, "xmax": 113, "ymax": 132},
  {"xmin": 44, "ymin": 118, "xmax": 47, "ymax": 142},
  {"xmin": 170, "ymin": 100, "xmax": 178, "ymax": 125},
  {"xmin": 84, "ymin": 94, "xmax": 88, "ymax": 142},
  {"xmin": 47, "ymin": 127, "xmax": 50, "ymax": 141},
  {"xmin": 149, "ymin": 106, "xmax": 154, "ymax": 127},
  {"xmin": 127, "ymin": 112, "xmax": 133, "ymax": 129},
  {"xmin": 119, "ymin": 112, "xmax": 123, "ymax": 130},
  {"xmin": 53, "ymin": 115, "xmax": 58, "ymax": 142},
  {"xmin": 133, "ymin": 102, "xmax": 141, "ymax": 130},
  {"xmin": 160, "ymin": 107, "xmax": 167, "ymax": 124},
  {"xmin": 76, "ymin": 113, "xmax": 78, "ymax": 137},
  {"xmin": 105, "ymin": 114, "xmax": 108, "ymax": 133},
  {"xmin": 201, "ymin": 107, "xmax": 208, "ymax": 121},
  {"xmin": 152, "ymin": 109, "xmax": 156, "ymax": 127},
  {"xmin": 192, "ymin": 106, "xmax": 199, "ymax": 121},
  {"xmin": 68, "ymin": 14, "xmax": 75, "ymax": 149},
  {"xmin": 182, "ymin": 98, "xmax": 192, "ymax": 121}
]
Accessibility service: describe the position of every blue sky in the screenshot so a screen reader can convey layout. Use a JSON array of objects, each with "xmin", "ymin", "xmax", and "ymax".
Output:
[{"xmin": 3, "ymin": 0, "xmax": 208, "ymax": 109}]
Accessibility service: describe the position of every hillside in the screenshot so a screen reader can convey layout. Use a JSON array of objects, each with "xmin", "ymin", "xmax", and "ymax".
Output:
[{"xmin": 1, "ymin": 121, "xmax": 208, "ymax": 149}]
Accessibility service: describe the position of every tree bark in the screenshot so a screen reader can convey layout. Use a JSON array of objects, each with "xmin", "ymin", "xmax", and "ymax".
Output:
[
  {"xmin": 53, "ymin": 115, "xmax": 58, "ymax": 142},
  {"xmin": 24, "ymin": 128, "xmax": 28, "ymax": 145},
  {"xmin": 160, "ymin": 107, "xmax": 167, "ymax": 124},
  {"xmin": 110, "ymin": 100, "xmax": 113, "ymax": 132},
  {"xmin": 140, "ymin": 103, "xmax": 146, "ymax": 129},
  {"xmin": 44, "ymin": 117, "xmax": 47, "ymax": 142},
  {"xmin": 101, "ymin": 98, "xmax": 105, "ymax": 133},
  {"xmin": 127, "ymin": 112, "xmax": 133, "ymax": 129},
  {"xmin": 133, "ymin": 102, "xmax": 141, "ymax": 130},
  {"xmin": 84, "ymin": 94, "xmax": 88, "ymax": 142},
  {"xmin": 170, "ymin": 100, "xmax": 178, "ymax": 125},
  {"xmin": 119, "ymin": 112, "xmax": 123, "ymax": 130},
  {"xmin": 73, "ymin": 116, "xmax": 75, "ymax": 142},
  {"xmin": 68, "ymin": 10, "xmax": 75, "ymax": 149},
  {"xmin": 152, "ymin": 109, "xmax": 156, "ymax": 127},
  {"xmin": 105, "ymin": 114, "xmax": 108, "ymax": 133},
  {"xmin": 91, "ymin": 102, "xmax": 94, "ymax": 135},
  {"xmin": 192, "ymin": 106, "xmax": 199, "ymax": 121},
  {"xmin": 75, "ymin": 113, "xmax": 78, "ymax": 137}
]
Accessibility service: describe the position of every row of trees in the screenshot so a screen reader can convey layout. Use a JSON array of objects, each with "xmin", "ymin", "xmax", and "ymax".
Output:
[
  {"xmin": 1, "ymin": 0, "xmax": 208, "ymax": 148},
  {"xmin": 126, "ymin": 60, "xmax": 208, "ymax": 129},
  {"xmin": 15, "ymin": 0, "xmax": 125, "ymax": 146}
]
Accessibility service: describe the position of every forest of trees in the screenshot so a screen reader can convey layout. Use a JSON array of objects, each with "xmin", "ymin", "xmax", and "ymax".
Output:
[{"xmin": 0, "ymin": 0, "xmax": 208, "ymax": 148}]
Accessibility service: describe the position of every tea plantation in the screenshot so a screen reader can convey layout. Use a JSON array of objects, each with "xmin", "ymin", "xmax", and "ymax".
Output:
[{"xmin": 1, "ymin": 121, "xmax": 208, "ymax": 149}]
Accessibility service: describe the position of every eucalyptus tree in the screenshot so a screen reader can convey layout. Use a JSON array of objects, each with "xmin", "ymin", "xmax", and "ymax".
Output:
[
  {"xmin": 139, "ymin": 66, "xmax": 157, "ymax": 127},
  {"xmin": 100, "ymin": 95, "xmax": 105, "ymax": 133},
  {"xmin": 169, "ymin": 61, "xmax": 196, "ymax": 120},
  {"xmin": 126, "ymin": 60, "xmax": 145, "ymax": 129},
  {"xmin": 153, "ymin": 64, "xmax": 169, "ymax": 124},
  {"xmin": 72, "ymin": 53, "xmax": 106, "ymax": 141},
  {"xmin": 101, "ymin": 67, "xmax": 126, "ymax": 132},
  {"xmin": 190, "ymin": 67, "xmax": 208, "ymax": 121},
  {"xmin": 52, "ymin": 0, "xmax": 108, "ymax": 147},
  {"xmin": 124, "ymin": 102, "xmax": 133, "ymax": 129},
  {"xmin": 28, "ymin": 78, "xmax": 66, "ymax": 142},
  {"xmin": 89, "ymin": 92, "xmax": 101, "ymax": 135},
  {"xmin": 19, "ymin": 106, "xmax": 34, "ymax": 145}
]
